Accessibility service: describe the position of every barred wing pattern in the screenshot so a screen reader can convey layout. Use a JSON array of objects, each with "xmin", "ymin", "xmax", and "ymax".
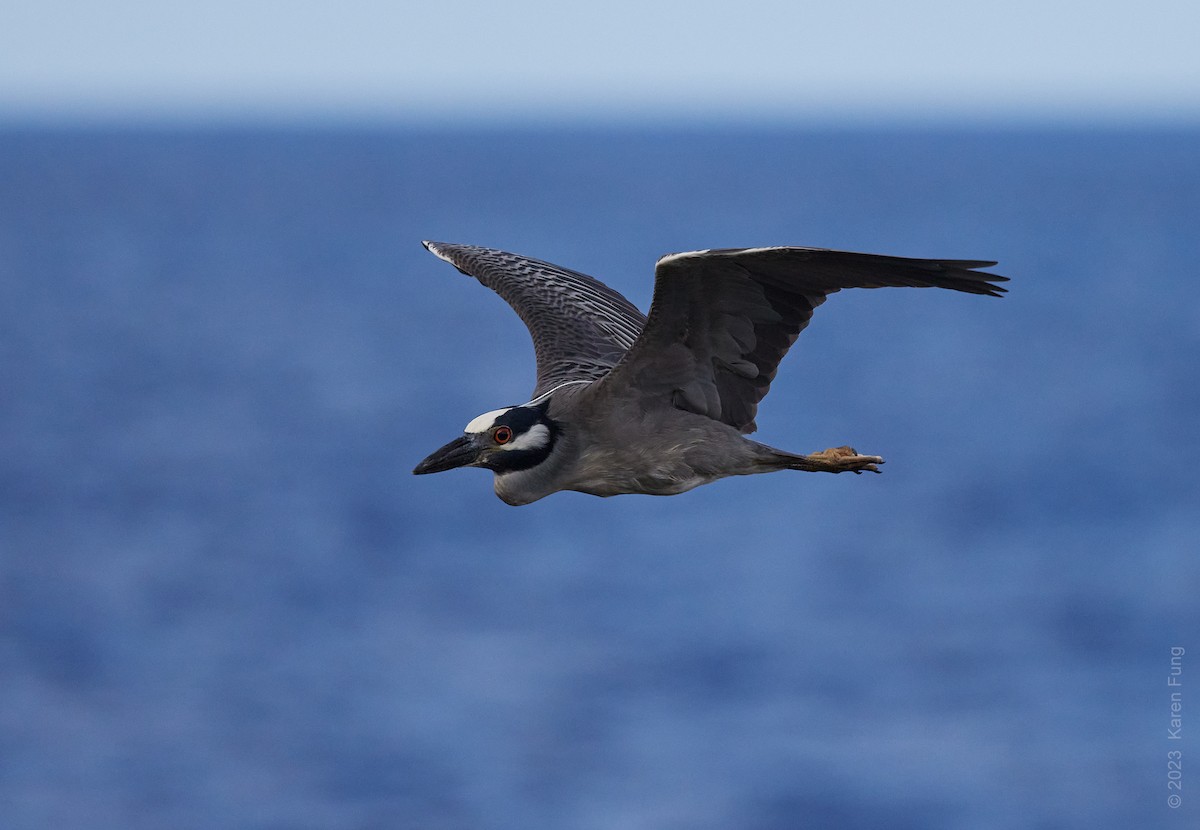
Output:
[
  {"xmin": 598, "ymin": 247, "xmax": 1008, "ymax": 433},
  {"xmin": 423, "ymin": 242, "xmax": 647, "ymax": 398}
]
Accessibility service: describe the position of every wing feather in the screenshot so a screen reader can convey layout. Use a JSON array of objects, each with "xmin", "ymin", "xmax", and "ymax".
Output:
[
  {"xmin": 596, "ymin": 246, "xmax": 1007, "ymax": 433},
  {"xmin": 423, "ymin": 242, "xmax": 646, "ymax": 397}
]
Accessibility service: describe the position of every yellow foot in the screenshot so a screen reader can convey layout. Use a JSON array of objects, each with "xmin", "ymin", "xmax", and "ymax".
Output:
[{"xmin": 809, "ymin": 445, "xmax": 884, "ymax": 474}]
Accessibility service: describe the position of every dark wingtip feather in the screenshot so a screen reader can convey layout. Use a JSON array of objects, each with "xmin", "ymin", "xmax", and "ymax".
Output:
[{"xmin": 933, "ymin": 261, "xmax": 1009, "ymax": 297}]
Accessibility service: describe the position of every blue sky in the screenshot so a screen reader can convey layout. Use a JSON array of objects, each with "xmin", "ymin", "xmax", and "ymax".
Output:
[{"xmin": 3, "ymin": 0, "xmax": 1198, "ymax": 123}]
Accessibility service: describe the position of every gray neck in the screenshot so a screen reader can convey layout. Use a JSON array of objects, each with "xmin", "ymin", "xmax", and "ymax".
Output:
[
  {"xmin": 492, "ymin": 428, "xmax": 580, "ymax": 505},
  {"xmin": 491, "ymin": 384, "xmax": 593, "ymax": 505}
]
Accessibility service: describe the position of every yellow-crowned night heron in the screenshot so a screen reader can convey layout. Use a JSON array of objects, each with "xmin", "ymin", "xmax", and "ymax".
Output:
[{"xmin": 413, "ymin": 242, "xmax": 1006, "ymax": 505}]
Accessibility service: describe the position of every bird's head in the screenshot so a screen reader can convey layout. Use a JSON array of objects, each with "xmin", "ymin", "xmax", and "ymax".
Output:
[{"xmin": 412, "ymin": 403, "xmax": 557, "ymax": 476}]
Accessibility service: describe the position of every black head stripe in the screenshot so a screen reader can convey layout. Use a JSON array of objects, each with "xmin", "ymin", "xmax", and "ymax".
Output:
[
  {"xmin": 483, "ymin": 403, "xmax": 559, "ymax": 473},
  {"xmin": 494, "ymin": 404, "xmax": 548, "ymax": 435}
]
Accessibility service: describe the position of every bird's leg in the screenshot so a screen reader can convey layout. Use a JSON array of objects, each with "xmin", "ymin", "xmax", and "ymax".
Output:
[{"xmin": 807, "ymin": 446, "xmax": 884, "ymax": 474}]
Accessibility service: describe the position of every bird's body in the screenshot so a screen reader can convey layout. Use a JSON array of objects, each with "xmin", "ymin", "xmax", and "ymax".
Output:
[
  {"xmin": 489, "ymin": 384, "xmax": 760, "ymax": 505},
  {"xmin": 413, "ymin": 242, "xmax": 1007, "ymax": 505}
]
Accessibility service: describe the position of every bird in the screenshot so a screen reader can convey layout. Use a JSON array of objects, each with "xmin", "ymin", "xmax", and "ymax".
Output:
[{"xmin": 413, "ymin": 241, "xmax": 1007, "ymax": 505}]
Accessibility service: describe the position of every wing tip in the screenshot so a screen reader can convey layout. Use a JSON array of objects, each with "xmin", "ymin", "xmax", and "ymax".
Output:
[
  {"xmin": 958, "ymin": 262, "xmax": 1009, "ymax": 297},
  {"xmin": 422, "ymin": 240, "xmax": 462, "ymax": 268}
]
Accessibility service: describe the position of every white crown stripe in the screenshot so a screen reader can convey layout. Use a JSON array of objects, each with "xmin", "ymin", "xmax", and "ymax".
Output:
[{"xmin": 465, "ymin": 408, "xmax": 512, "ymax": 434}]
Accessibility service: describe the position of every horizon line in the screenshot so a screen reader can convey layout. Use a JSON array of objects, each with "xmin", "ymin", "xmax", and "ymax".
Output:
[{"xmin": 3, "ymin": 104, "xmax": 1200, "ymax": 131}]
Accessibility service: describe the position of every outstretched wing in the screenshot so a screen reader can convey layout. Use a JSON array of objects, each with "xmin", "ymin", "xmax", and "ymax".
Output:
[
  {"xmin": 595, "ymin": 246, "xmax": 1008, "ymax": 433},
  {"xmin": 423, "ymin": 242, "xmax": 647, "ymax": 398}
]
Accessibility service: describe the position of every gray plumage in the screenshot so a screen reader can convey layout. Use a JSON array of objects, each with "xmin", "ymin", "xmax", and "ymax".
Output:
[{"xmin": 414, "ymin": 241, "xmax": 1007, "ymax": 505}]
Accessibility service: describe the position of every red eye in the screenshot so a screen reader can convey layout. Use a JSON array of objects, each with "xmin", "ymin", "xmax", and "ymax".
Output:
[{"xmin": 493, "ymin": 426, "xmax": 513, "ymax": 445}]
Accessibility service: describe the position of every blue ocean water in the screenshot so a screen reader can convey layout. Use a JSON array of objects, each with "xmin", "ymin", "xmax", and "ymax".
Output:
[{"xmin": 1, "ymin": 126, "xmax": 1197, "ymax": 829}]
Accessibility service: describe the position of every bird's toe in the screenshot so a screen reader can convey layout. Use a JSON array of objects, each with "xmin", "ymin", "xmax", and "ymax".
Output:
[{"xmin": 810, "ymin": 446, "xmax": 884, "ymax": 474}]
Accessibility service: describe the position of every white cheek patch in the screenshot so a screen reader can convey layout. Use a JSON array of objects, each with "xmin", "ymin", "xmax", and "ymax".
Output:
[
  {"xmin": 465, "ymin": 408, "xmax": 511, "ymax": 434},
  {"xmin": 500, "ymin": 423, "xmax": 550, "ymax": 451}
]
